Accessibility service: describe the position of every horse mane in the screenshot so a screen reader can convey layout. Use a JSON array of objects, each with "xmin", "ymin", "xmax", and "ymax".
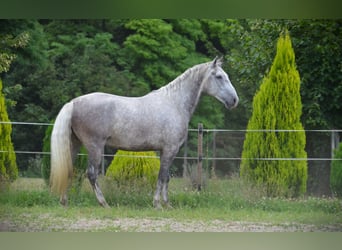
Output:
[{"xmin": 156, "ymin": 62, "xmax": 210, "ymax": 96}]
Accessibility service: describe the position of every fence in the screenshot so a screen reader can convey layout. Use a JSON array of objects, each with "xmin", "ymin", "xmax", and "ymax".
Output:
[{"xmin": 1, "ymin": 121, "xmax": 341, "ymax": 195}]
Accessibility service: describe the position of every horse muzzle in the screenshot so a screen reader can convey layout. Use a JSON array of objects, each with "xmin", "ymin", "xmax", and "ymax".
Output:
[{"xmin": 225, "ymin": 96, "xmax": 239, "ymax": 110}]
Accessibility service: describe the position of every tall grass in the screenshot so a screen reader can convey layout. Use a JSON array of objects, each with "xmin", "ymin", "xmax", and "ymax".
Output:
[{"xmin": 1, "ymin": 177, "xmax": 341, "ymax": 217}]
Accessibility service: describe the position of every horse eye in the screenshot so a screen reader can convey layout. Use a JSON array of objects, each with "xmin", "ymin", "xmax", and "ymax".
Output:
[{"xmin": 216, "ymin": 75, "xmax": 222, "ymax": 79}]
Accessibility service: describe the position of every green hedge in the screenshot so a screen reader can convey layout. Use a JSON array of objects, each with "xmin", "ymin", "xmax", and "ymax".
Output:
[
  {"xmin": 106, "ymin": 150, "xmax": 160, "ymax": 190},
  {"xmin": 331, "ymin": 142, "xmax": 342, "ymax": 197}
]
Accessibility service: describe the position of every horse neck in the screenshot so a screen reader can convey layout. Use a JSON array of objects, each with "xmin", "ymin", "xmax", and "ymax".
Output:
[{"xmin": 159, "ymin": 63, "xmax": 208, "ymax": 120}]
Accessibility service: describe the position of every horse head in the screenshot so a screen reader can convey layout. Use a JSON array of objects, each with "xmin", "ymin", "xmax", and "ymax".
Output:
[{"xmin": 203, "ymin": 57, "xmax": 239, "ymax": 110}]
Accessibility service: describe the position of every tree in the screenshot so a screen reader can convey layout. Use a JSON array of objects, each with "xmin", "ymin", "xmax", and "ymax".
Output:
[
  {"xmin": 119, "ymin": 19, "xmax": 188, "ymax": 90},
  {"xmin": 240, "ymin": 31, "xmax": 307, "ymax": 197},
  {"xmin": 0, "ymin": 22, "xmax": 27, "ymax": 183},
  {"xmin": 1, "ymin": 20, "xmax": 51, "ymax": 171},
  {"xmin": 287, "ymin": 20, "xmax": 342, "ymax": 195},
  {"xmin": 0, "ymin": 78, "xmax": 18, "ymax": 183},
  {"xmin": 289, "ymin": 20, "xmax": 342, "ymax": 129},
  {"xmin": 3, "ymin": 19, "xmax": 339, "ymax": 181},
  {"xmin": 330, "ymin": 142, "xmax": 342, "ymax": 197},
  {"xmin": 3, "ymin": 20, "xmax": 136, "ymax": 171},
  {"xmin": 0, "ymin": 25, "xmax": 29, "ymax": 74}
]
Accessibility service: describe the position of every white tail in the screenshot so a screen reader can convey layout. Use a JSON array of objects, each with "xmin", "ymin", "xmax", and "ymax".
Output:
[{"xmin": 50, "ymin": 101, "xmax": 74, "ymax": 203}]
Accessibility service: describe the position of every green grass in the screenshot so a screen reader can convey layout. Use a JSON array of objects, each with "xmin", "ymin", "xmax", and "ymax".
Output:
[{"xmin": 1, "ymin": 177, "xmax": 341, "ymax": 231}]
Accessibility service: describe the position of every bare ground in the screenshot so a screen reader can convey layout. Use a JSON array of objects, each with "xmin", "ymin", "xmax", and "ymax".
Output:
[{"xmin": 1, "ymin": 215, "xmax": 341, "ymax": 232}]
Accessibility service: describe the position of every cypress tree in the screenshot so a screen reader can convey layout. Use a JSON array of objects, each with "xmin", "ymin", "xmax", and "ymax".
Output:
[
  {"xmin": 0, "ymin": 78, "xmax": 18, "ymax": 183},
  {"xmin": 240, "ymin": 31, "xmax": 307, "ymax": 197}
]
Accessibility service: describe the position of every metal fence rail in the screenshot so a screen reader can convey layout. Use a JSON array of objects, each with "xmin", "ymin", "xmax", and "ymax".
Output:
[{"xmin": 1, "ymin": 121, "xmax": 342, "ymax": 161}]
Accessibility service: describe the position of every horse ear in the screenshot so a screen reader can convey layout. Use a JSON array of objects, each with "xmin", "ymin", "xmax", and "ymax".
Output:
[{"xmin": 212, "ymin": 56, "xmax": 223, "ymax": 67}]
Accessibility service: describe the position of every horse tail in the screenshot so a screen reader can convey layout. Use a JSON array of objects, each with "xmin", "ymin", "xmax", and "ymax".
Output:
[{"xmin": 50, "ymin": 101, "xmax": 74, "ymax": 203}]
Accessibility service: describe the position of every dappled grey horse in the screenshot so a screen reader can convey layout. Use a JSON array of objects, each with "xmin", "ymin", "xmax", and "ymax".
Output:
[{"xmin": 50, "ymin": 57, "xmax": 238, "ymax": 208}]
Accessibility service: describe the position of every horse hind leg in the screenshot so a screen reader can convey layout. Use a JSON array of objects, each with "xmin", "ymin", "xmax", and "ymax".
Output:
[
  {"xmin": 86, "ymin": 144, "xmax": 109, "ymax": 208},
  {"xmin": 60, "ymin": 193, "xmax": 68, "ymax": 206}
]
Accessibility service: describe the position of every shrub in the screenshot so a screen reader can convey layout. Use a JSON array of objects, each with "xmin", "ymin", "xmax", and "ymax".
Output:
[
  {"xmin": 106, "ymin": 150, "xmax": 160, "ymax": 190},
  {"xmin": 240, "ymin": 31, "xmax": 307, "ymax": 197},
  {"xmin": 330, "ymin": 142, "xmax": 342, "ymax": 197},
  {"xmin": 0, "ymin": 78, "xmax": 18, "ymax": 184}
]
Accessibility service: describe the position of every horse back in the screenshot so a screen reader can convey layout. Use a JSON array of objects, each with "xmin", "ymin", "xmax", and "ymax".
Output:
[{"xmin": 70, "ymin": 92, "xmax": 187, "ymax": 151}]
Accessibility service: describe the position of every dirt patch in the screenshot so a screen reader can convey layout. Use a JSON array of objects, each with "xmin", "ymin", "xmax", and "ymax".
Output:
[{"xmin": 2, "ymin": 215, "xmax": 341, "ymax": 232}]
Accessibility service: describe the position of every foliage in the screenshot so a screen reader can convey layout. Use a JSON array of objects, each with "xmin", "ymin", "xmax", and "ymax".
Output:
[
  {"xmin": 240, "ymin": 32, "xmax": 307, "ymax": 197},
  {"xmin": 289, "ymin": 20, "xmax": 342, "ymax": 129},
  {"xmin": 106, "ymin": 150, "xmax": 160, "ymax": 190},
  {"xmin": 225, "ymin": 20, "xmax": 284, "ymax": 129},
  {"xmin": 286, "ymin": 20, "xmax": 342, "ymax": 196},
  {"xmin": 0, "ymin": 78, "xmax": 18, "ymax": 184},
  {"xmin": 41, "ymin": 123, "xmax": 53, "ymax": 183},
  {"xmin": 330, "ymin": 142, "xmax": 342, "ymax": 197},
  {"xmin": 1, "ymin": 20, "xmax": 341, "ymax": 187},
  {"xmin": 0, "ymin": 29, "xmax": 29, "ymax": 74}
]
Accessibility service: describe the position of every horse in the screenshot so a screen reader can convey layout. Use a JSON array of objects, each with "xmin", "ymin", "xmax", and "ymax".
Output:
[{"xmin": 50, "ymin": 57, "xmax": 239, "ymax": 208}]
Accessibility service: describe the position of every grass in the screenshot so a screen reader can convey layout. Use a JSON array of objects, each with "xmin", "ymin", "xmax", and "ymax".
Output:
[{"xmin": 1, "ymin": 177, "xmax": 341, "ymax": 231}]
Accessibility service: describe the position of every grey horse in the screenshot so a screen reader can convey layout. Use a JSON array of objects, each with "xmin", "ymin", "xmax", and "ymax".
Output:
[{"xmin": 50, "ymin": 57, "xmax": 238, "ymax": 208}]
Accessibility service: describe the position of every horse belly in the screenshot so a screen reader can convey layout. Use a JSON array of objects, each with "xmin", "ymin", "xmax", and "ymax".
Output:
[{"xmin": 106, "ymin": 125, "xmax": 164, "ymax": 151}]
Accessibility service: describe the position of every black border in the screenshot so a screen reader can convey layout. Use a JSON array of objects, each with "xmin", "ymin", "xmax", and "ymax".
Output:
[
  {"xmin": 0, "ymin": 0, "xmax": 341, "ymax": 18},
  {"xmin": 1, "ymin": 233, "xmax": 342, "ymax": 250},
  {"xmin": 1, "ymin": 0, "xmax": 341, "ymax": 249}
]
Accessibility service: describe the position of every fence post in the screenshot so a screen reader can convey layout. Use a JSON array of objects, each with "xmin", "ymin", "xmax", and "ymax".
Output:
[
  {"xmin": 101, "ymin": 155, "xmax": 105, "ymax": 175},
  {"xmin": 332, "ymin": 131, "xmax": 340, "ymax": 158},
  {"xmin": 182, "ymin": 136, "xmax": 188, "ymax": 178},
  {"xmin": 197, "ymin": 123, "xmax": 203, "ymax": 191},
  {"xmin": 211, "ymin": 130, "xmax": 217, "ymax": 179}
]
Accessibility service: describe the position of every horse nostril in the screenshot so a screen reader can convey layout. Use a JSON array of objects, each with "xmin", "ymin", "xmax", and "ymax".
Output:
[{"xmin": 233, "ymin": 96, "xmax": 239, "ymax": 107}]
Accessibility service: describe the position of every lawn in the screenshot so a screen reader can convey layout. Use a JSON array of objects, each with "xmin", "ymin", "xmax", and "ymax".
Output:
[{"xmin": 0, "ymin": 177, "xmax": 341, "ymax": 231}]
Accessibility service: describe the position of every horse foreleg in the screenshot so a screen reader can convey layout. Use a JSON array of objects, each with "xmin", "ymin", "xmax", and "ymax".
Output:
[
  {"xmin": 154, "ymin": 179, "xmax": 166, "ymax": 209},
  {"xmin": 87, "ymin": 147, "xmax": 109, "ymax": 208},
  {"xmin": 154, "ymin": 172, "xmax": 172, "ymax": 209},
  {"xmin": 154, "ymin": 181, "xmax": 170, "ymax": 209},
  {"xmin": 154, "ymin": 149, "xmax": 176, "ymax": 209}
]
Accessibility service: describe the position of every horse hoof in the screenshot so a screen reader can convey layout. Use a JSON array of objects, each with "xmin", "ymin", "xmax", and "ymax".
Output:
[
  {"xmin": 153, "ymin": 201, "xmax": 162, "ymax": 210},
  {"xmin": 100, "ymin": 202, "xmax": 110, "ymax": 208},
  {"xmin": 60, "ymin": 196, "xmax": 68, "ymax": 207}
]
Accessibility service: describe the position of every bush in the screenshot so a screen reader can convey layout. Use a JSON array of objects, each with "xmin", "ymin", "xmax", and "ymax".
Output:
[
  {"xmin": 0, "ymin": 78, "xmax": 18, "ymax": 184},
  {"xmin": 106, "ymin": 150, "xmax": 160, "ymax": 191},
  {"xmin": 41, "ymin": 123, "xmax": 53, "ymax": 183},
  {"xmin": 330, "ymin": 142, "xmax": 342, "ymax": 197},
  {"xmin": 240, "ymin": 31, "xmax": 307, "ymax": 197}
]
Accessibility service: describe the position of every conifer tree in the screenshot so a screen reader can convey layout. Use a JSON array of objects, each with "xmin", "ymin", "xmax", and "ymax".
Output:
[
  {"xmin": 0, "ymin": 78, "xmax": 18, "ymax": 183},
  {"xmin": 240, "ymin": 31, "xmax": 307, "ymax": 197}
]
